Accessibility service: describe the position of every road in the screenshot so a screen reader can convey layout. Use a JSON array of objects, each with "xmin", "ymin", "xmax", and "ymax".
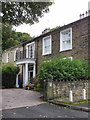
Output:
[{"xmin": 2, "ymin": 103, "xmax": 89, "ymax": 118}]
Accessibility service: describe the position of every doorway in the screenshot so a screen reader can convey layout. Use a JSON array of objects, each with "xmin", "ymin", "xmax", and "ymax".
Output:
[{"xmin": 28, "ymin": 64, "xmax": 34, "ymax": 83}]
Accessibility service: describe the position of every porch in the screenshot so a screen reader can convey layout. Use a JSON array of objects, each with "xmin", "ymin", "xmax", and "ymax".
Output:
[{"xmin": 16, "ymin": 59, "xmax": 36, "ymax": 88}]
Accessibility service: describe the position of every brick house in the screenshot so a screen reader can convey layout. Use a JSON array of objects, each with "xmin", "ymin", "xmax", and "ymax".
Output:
[{"xmin": 2, "ymin": 16, "xmax": 89, "ymax": 88}]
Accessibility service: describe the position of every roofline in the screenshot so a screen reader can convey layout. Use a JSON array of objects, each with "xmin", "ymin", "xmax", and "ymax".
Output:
[
  {"xmin": 23, "ymin": 16, "xmax": 89, "ymax": 45},
  {"xmin": 3, "ymin": 16, "xmax": 89, "ymax": 51},
  {"xmin": 2, "ymin": 43, "xmax": 23, "ymax": 53}
]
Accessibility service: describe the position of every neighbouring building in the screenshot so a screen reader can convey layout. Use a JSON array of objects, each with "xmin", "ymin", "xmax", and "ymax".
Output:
[{"xmin": 2, "ymin": 15, "xmax": 89, "ymax": 88}]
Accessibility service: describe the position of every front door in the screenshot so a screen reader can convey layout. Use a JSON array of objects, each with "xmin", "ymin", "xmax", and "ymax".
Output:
[
  {"xmin": 28, "ymin": 71, "xmax": 33, "ymax": 83},
  {"xmin": 28, "ymin": 64, "xmax": 34, "ymax": 83}
]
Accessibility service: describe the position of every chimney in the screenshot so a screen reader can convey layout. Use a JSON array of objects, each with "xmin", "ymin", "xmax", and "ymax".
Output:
[{"xmin": 42, "ymin": 28, "xmax": 50, "ymax": 34}]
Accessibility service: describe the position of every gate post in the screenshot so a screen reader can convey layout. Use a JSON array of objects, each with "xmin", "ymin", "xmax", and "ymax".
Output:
[
  {"xmin": 70, "ymin": 90, "xmax": 73, "ymax": 102},
  {"xmin": 83, "ymin": 89, "xmax": 86, "ymax": 100},
  {"xmin": 44, "ymin": 79, "xmax": 47, "ymax": 101},
  {"xmin": 69, "ymin": 82, "xmax": 73, "ymax": 102}
]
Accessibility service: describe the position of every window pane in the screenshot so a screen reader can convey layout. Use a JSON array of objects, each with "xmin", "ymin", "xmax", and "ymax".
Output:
[
  {"xmin": 44, "ymin": 37, "xmax": 51, "ymax": 54},
  {"xmin": 44, "ymin": 38, "xmax": 50, "ymax": 46},
  {"xmin": 28, "ymin": 44, "xmax": 34, "ymax": 58},
  {"xmin": 61, "ymin": 28, "xmax": 72, "ymax": 51},
  {"xmin": 45, "ymin": 45, "xmax": 50, "ymax": 53}
]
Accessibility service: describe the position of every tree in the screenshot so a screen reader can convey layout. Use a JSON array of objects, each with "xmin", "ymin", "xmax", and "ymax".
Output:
[
  {"xmin": 2, "ymin": 23, "xmax": 32, "ymax": 51},
  {"xmin": 1, "ymin": 2, "xmax": 53, "ymax": 26},
  {"xmin": 1, "ymin": 1, "xmax": 53, "ymax": 50},
  {"xmin": 2, "ymin": 23, "xmax": 19, "ymax": 50},
  {"xmin": 16, "ymin": 32, "xmax": 32, "ymax": 43}
]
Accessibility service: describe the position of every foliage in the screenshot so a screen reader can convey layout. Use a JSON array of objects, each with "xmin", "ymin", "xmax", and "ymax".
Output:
[
  {"xmin": 1, "ymin": 63, "xmax": 20, "ymax": 88},
  {"xmin": 34, "ymin": 83, "xmax": 43, "ymax": 92},
  {"xmin": 50, "ymin": 26, "xmax": 60, "ymax": 31},
  {"xmin": 29, "ymin": 77, "xmax": 43, "ymax": 92},
  {"xmin": 16, "ymin": 32, "xmax": 32, "ymax": 43},
  {"xmin": 1, "ymin": 2, "xmax": 53, "ymax": 26},
  {"xmin": 2, "ymin": 23, "xmax": 32, "ymax": 51},
  {"xmin": 1, "ymin": 2, "xmax": 53, "ymax": 50},
  {"xmin": 38, "ymin": 58, "xmax": 89, "ymax": 82}
]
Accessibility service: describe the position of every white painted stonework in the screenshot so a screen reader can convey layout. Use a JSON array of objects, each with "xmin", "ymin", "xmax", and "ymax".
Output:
[
  {"xmin": 69, "ymin": 90, "xmax": 73, "ymax": 102},
  {"xmin": 83, "ymin": 89, "xmax": 86, "ymax": 100}
]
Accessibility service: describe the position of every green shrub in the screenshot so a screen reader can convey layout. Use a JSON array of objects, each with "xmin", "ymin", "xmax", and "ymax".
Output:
[
  {"xmin": 34, "ymin": 83, "xmax": 43, "ymax": 92},
  {"xmin": 2, "ymin": 63, "xmax": 19, "ymax": 88},
  {"xmin": 38, "ymin": 58, "xmax": 89, "ymax": 88}
]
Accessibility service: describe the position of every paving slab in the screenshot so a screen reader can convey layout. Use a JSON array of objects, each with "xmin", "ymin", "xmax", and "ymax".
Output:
[{"xmin": 1, "ymin": 89, "xmax": 44, "ymax": 110}]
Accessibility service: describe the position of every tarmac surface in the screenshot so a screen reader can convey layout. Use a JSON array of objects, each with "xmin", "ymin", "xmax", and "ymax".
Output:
[{"xmin": 2, "ymin": 103, "xmax": 89, "ymax": 118}]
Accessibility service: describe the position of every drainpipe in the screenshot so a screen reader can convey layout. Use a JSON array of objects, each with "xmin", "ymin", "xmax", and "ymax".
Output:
[
  {"xmin": 16, "ymin": 73, "xmax": 19, "ymax": 88},
  {"xmin": 36, "ymin": 40, "xmax": 39, "ymax": 75}
]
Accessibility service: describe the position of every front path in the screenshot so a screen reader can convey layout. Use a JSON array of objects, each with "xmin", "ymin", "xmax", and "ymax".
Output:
[{"xmin": 1, "ymin": 89, "xmax": 44, "ymax": 110}]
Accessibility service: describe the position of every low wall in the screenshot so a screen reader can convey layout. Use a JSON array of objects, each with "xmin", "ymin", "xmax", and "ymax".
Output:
[{"xmin": 44, "ymin": 79, "xmax": 89, "ymax": 102}]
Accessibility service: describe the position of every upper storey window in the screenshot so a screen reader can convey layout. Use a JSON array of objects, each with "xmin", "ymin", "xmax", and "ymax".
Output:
[
  {"xmin": 14, "ymin": 48, "xmax": 18, "ymax": 61},
  {"xmin": 60, "ymin": 28, "xmax": 72, "ymax": 52},
  {"xmin": 28, "ymin": 43, "xmax": 35, "ymax": 58},
  {"xmin": 42, "ymin": 35, "xmax": 52, "ymax": 55},
  {"xmin": 26, "ymin": 42, "xmax": 35, "ymax": 59}
]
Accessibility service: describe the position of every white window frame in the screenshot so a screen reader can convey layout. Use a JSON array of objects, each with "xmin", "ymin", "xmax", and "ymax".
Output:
[
  {"xmin": 26, "ymin": 42, "xmax": 35, "ymax": 58},
  {"xmin": 42, "ymin": 35, "xmax": 52, "ymax": 56},
  {"xmin": 61, "ymin": 57, "xmax": 73, "ymax": 61},
  {"xmin": 60, "ymin": 28, "xmax": 72, "ymax": 52},
  {"xmin": 14, "ymin": 48, "xmax": 18, "ymax": 61},
  {"xmin": 6, "ymin": 53, "xmax": 9, "ymax": 63}
]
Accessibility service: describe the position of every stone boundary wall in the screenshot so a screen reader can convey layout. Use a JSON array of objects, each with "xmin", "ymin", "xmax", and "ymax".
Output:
[{"xmin": 44, "ymin": 80, "xmax": 89, "ymax": 102}]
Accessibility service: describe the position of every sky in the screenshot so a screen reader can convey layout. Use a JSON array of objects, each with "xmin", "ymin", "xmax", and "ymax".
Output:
[{"xmin": 14, "ymin": 0, "xmax": 89, "ymax": 37}]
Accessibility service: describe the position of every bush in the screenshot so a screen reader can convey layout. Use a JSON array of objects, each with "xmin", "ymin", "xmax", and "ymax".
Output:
[
  {"xmin": 38, "ymin": 58, "xmax": 89, "ymax": 88},
  {"xmin": 1, "ymin": 63, "xmax": 19, "ymax": 88},
  {"xmin": 34, "ymin": 83, "xmax": 43, "ymax": 92}
]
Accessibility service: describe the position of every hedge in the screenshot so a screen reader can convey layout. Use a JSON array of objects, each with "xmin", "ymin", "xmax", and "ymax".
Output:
[
  {"xmin": 38, "ymin": 58, "xmax": 89, "ymax": 88},
  {"xmin": 1, "ymin": 63, "xmax": 19, "ymax": 88}
]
